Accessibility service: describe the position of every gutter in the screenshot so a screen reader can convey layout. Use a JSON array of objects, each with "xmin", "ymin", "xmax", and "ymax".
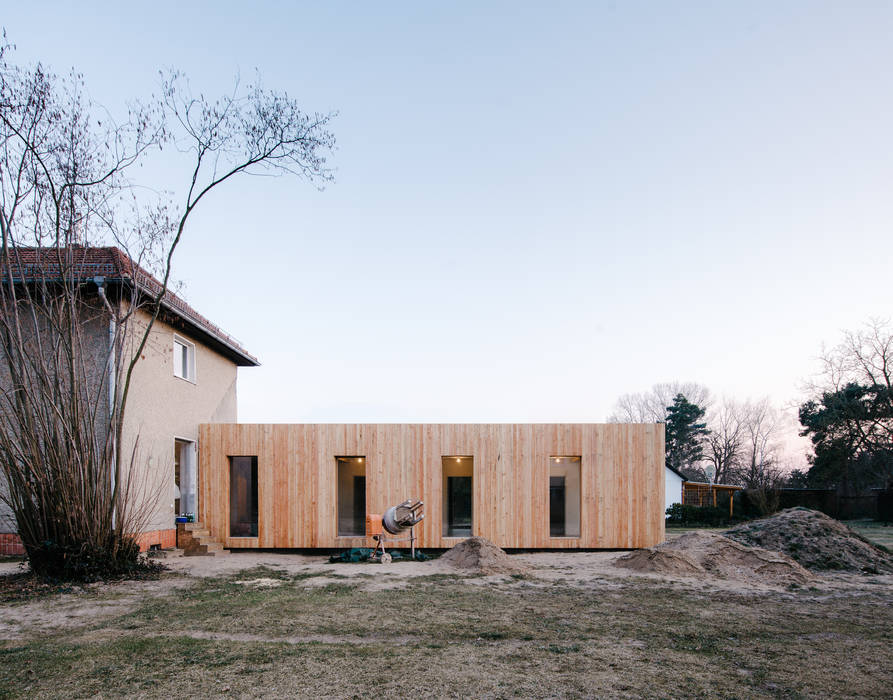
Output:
[{"xmin": 94, "ymin": 276, "xmax": 117, "ymax": 529}]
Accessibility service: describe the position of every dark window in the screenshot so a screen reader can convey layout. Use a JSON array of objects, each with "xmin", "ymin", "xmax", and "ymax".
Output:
[
  {"xmin": 549, "ymin": 476, "xmax": 566, "ymax": 536},
  {"xmin": 447, "ymin": 476, "xmax": 473, "ymax": 537},
  {"xmin": 229, "ymin": 456, "xmax": 258, "ymax": 537},
  {"xmin": 352, "ymin": 475, "xmax": 366, "ymax": 536}
]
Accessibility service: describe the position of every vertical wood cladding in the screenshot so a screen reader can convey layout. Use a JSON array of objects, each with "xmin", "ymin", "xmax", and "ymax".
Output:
[{"xmin": 198, "ymin": 423, "xmax": 665, "ymax": 549}]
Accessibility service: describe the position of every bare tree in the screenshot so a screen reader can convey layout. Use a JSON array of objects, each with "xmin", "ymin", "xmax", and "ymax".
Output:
[
  {"xmin": 704, "ymin": 399, "xmax": 745, "ymax": 485},
  {"xmin": 0, "ymin": 37, "xmax": 335, "ymax": 578},
  {"xmin": 733, "ymin": 398, "xmax": 783, "ymax": 493},
  {"xmin": 823, "ymin": 319, "xmax": 893, "ymax": 451},
  {"xmin": 608, "ymin": 381, "xmax": 711, "ymax": 423},
  {"xmin": 815, "ymin": 318, "xmax": 893, "ymax": 393}
]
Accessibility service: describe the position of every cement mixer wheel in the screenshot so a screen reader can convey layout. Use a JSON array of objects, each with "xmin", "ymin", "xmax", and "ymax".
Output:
[{"xmin": 380, "ymin": 553, "xmax": 392, "ymax": 564}]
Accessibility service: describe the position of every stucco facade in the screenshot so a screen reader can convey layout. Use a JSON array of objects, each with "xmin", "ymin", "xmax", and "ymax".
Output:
[
  {"xmin": 121, "ymin": 306, "xmax": 241, "ymax": 542},
  {"xmin": 0, "ymin": 301, "xmax": 111, "ymax": 537}
]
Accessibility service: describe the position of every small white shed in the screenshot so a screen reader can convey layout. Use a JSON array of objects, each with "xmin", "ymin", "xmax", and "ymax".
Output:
[{"xmin": 664, "ymin": 465, "xmax": 685, "ymax": 513}]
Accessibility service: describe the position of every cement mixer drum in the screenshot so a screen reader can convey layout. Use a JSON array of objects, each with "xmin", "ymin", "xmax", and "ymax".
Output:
[{"xmin": 381, "ymin": 499, "xmax": 424, "ymax": 535}]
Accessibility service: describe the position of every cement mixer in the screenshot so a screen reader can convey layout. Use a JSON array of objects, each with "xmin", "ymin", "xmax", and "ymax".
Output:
[{"xmin": 365, "ymin": 499, "xmax": 424, "ymax": 563}]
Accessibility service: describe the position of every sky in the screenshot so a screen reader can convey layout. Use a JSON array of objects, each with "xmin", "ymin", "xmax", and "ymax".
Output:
[{"xmin": 4, "ymin": 2, "xmax": 892, "ymax": 461}]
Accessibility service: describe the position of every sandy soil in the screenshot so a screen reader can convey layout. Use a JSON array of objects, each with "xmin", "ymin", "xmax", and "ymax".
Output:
[
  {"xmin": 726, "ymin": 507, "xmax": 893, "ymax": 573},
  {"xmin": 3, "ymin": 545, "xmax": 891, "ymax": 644},
  {"xmin": 615, "ymin": 531, "xmax": 815, "ymax": 585}
]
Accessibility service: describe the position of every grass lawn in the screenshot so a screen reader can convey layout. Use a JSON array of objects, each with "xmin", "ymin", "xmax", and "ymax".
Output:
[
  {"xmin": 1, "ymin": 563, "xmax": 892, "ymax": 699},
  {"xmin": 664, "ymin": 525, "xmax": 728, "ymax": 538},
  {"xmin": 847, "ymin": 521, "xmax": 893, "ymax": 550}
]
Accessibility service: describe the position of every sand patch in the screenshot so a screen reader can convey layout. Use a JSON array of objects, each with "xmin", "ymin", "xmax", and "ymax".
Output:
[
  {"xmin": 615, "ymin": 531, "xmax": 814, "ymax": 585},
  {"xmin": 440, "ymin": 537, "xmax": 530, "ymax": 575},
  {"xmin": 725, "ymin": 508, "xmax": 893, "ymax": 574},
  {"xmin": 233, "ymin": 577, "xmax": 283, "ymax": 589}
]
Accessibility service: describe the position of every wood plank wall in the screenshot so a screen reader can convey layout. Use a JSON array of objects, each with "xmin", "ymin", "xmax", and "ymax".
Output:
[{"xmin": 198, "ymin": 423, "xmax": 665, "ymax": 549}]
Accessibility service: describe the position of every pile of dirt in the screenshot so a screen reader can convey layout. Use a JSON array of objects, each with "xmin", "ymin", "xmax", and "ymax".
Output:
[
  {"xmin": 614, "ymin": 531, "xmax": 814, "ymax": 585},
  {"xmin": 725, "ymin": 508, "xmax": 893, "ymax": 574},
  {"xmin": 440, "ymin": 537, "xmax": 529, "ymax": 575}
]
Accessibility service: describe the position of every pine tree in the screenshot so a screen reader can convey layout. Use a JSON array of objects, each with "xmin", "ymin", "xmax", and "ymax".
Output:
[{"xmin": 665, "ymin": 393, "xmax": 709, "ymax": 478}]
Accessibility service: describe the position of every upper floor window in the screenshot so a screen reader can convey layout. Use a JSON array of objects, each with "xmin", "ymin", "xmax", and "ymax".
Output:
[{"xmin": 173, "ymin": 335, "xmax": 196, "ymax": 382}]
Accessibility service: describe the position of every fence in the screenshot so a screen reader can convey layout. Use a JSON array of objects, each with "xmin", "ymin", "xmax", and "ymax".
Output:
[{"xmin": 738, "ymin": 489, "xmax": 882, "ymax": 520}]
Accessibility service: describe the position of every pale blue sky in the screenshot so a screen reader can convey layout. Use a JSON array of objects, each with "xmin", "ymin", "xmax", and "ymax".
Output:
[{"xmin": 5, "ymin": 2, "xmax": 892, "ymax": 457}]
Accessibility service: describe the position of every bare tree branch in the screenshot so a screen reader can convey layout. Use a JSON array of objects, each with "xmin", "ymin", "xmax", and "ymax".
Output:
[{"xmin": 0, "ymin": 38, "xmax": 335, "ymax": 579}]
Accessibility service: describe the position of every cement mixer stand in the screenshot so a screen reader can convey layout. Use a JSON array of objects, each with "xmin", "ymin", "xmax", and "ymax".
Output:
[{"xmin": 366, "ymin": 499, "xmax": 424, "ymax": 564}]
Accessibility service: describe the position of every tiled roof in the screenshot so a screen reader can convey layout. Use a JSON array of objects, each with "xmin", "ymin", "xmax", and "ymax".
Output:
[{"xmin": 2, "ymin": 246, "xmax": 259, "ymax": 366}]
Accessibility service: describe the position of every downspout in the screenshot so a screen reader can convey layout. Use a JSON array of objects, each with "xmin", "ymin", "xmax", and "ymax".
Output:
[{"xmin": 94, "ymin": 277, "xmax": 117, "ymax": 529}]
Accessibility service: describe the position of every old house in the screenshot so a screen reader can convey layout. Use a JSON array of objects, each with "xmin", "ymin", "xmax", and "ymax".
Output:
[{"xmin": 0, "ymin": 247, "xmax": 258, "ymax": 554}]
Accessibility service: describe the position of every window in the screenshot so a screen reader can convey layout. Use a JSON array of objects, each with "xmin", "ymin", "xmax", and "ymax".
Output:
[
  {"xmin": 549, "ymin": 456, "xmax": 581, "ymax": 537},
  {"xmin": 229, "ymin": 456, "xmax": 258, "ymax": 537},
  {"xmin": 174, "ymin": 439, "xmax": 196, "ymax": 518},
  {"xmin": 173, "ymin": 336, "xmax": 195, "ymax": 382},
  {"xmin": 336, "ymin": 457, "xmax": 366, "ymax": 536},
  {"xmin": 442, "ymin": 456, "xmax": 473, "ymax": 537}
]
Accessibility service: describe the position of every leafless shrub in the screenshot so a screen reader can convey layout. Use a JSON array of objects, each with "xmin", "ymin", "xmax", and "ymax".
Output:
[{"xmin": 0, "ymin": 35, "xmax": 335, "ymax": 579}]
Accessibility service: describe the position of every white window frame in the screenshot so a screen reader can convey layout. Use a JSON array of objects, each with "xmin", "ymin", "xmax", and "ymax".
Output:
[{"xmin": 173, "ymin": 335, "xmax": 196, "ymax": 383}]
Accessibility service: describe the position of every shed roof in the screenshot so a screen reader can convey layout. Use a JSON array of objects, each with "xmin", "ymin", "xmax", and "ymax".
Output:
[{"xmin": 665, "ymin": 464, "xmax": 688, "ymax": 480}]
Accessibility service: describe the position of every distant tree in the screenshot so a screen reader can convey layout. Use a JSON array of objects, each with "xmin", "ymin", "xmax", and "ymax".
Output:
[
  {"xmin": 704, "ymin": 399, "xmax": 745, "ymax": 485},
  {"xmin": 784, "ymin": 469, "xmax": 810, "ymax": 488},
  {"xmin": 800, "ymin": 320, "xmax": 893, "ymax": 491},
  {"xmin": 609, "ymin": 382, "xmax": 710, "ymax": 423},
  {"xmin": 734, "ymin": 398, "xmax": 783, "ymax": 489},
  {"xmin": 799, "ymin": 383, "xmax": 893, "ymax": 491},
  {"xmin": 665, "ymin": 394, "xmax": 709, "ymax": 479}
]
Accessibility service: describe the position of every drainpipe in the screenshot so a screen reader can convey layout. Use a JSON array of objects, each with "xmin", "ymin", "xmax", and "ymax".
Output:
[{"xmin": 94, "ymin": 277, "xmax": 117, "ymax": 529}]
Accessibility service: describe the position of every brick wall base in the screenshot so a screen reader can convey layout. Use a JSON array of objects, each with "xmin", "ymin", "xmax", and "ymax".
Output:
[
  {"xmin": 0, "ymin": 533, "xmax": 25, "ymax": 556},
  {"xmin": 0, "ymin": 529, "xmax": 175, "ymax": 555},
  {"xmin": 134, "ymin": 529, "xmax": 177, "ymax": 552}
]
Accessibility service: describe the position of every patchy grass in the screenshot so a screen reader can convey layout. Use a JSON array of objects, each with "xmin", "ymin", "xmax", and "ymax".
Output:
[
  {"xmin": 664, "ymin": 526, "xmax": 727, "ymax": 539},
  {"xmin": 1, "ymin": 566, "xmax": 891, "ymax": 698},
  {"xmin": 848, "ymin": 521, "xmax": 893, "ymax": 550},
  {"xmin": 0, "ymin": 572, "xmax": 83, "ymax": 603}
]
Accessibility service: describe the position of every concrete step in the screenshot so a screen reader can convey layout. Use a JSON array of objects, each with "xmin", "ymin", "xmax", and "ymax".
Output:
[{"xmin": 177, "ymin": 521, "xmax": 227, "ymax": 557}]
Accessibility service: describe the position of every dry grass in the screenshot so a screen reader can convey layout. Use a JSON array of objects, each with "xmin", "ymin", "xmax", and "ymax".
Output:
[
  {"xmin": 848, "ymin": 521, "xmax": 893, "ymax": 550},
  {"xmin": 1, "ymin": 562, "xmax": 892, "ymax": 699}
]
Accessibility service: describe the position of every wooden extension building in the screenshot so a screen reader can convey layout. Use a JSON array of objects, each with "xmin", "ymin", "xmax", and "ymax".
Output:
[{"xmin": 198, "ymin": 423, "xmax": 665, "ymax": 551}]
